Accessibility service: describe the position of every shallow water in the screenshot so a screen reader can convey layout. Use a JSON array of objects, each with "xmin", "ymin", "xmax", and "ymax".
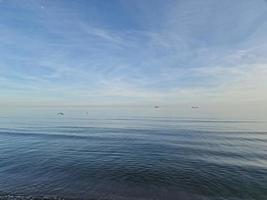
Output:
[{"xmin": 0, "ymin": 107, "xmax": 267, "ymax": 200}]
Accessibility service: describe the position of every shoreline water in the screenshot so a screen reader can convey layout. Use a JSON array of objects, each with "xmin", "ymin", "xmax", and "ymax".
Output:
[{"xmin": 0, "ymin": 194, "xmax": 66, "ymax": 200}]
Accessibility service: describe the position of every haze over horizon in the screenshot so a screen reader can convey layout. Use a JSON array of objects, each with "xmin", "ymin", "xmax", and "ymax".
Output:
[{"xmin": 1, "ymin": 0, "xmax": 267, "ymax": 116}]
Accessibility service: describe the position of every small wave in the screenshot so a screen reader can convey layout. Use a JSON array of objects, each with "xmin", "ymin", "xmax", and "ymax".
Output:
[{"xmin": 0, "ymin": 131, "xmax": 97, "ymax": 141}]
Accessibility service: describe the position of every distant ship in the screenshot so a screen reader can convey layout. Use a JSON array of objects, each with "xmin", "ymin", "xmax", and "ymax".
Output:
[
  {"xmin": 154, "ymin": 106, "xmax": 159, "ymax": 109},
  {"xmin": 57, "ymin": 112, "xmax": 64, "ymax": 116},
  {"xmin": 192, "ymin": 106, "xmax": 199, "ymax": 109}
]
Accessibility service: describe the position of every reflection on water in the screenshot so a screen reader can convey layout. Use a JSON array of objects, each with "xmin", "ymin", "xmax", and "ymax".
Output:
[{"xmin": 0, "ymin": 107, "xmax": 267, "ymax": 199}]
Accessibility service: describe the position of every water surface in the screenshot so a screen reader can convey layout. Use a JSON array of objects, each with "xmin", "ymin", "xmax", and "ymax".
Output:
[{"xmin": 0, "ymin": 107, "xmax": 267, "ymax": 200}]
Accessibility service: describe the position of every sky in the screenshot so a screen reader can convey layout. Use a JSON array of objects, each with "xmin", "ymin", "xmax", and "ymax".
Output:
[{"xmin": 1, "ymin": 0, "xmax": 267, "ymax": 110}]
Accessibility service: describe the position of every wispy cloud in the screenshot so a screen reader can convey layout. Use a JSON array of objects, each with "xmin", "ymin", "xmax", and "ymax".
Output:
[{"xmin": 0, "ymin": 0, "xmax": 267, "ymax": 108}]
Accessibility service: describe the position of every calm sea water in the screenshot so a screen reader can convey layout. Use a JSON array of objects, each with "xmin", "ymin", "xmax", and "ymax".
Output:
[{"xmin": 0, "ymin": 107, "xmax": 267, "ymax": 200}]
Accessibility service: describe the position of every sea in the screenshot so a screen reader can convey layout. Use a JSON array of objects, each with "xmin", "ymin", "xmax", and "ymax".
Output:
[{"xmin": 0, "ymin": 106, "xmax": 266, "ymax": 200}]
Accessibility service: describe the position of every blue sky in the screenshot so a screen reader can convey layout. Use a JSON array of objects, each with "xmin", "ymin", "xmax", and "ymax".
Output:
[{"xmin": 1, "ymin": 0, "xmax": 267, "ymax": 106}]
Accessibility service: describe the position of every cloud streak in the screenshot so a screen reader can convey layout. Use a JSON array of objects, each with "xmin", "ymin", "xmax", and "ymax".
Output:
[{"xmin": 0, "ymin": 0, "xmax": 267, "ymax": 108}]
